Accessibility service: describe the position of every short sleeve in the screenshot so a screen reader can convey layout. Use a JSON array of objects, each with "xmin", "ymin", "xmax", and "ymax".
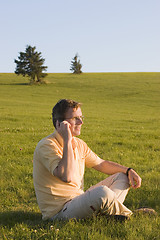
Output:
[
  {"xmin": 85, "ymin": 149, "xmax": 102, "ymax": 168},
  {"xmin": 77, "ymin": 138, "xmax": 102, "ymax": 168},
  {"xmin": 35, "ymin": 139, "xmax": 62, "ymax": 174}
]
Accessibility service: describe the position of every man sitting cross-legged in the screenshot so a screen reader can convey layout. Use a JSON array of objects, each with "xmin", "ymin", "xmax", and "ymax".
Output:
[{"xmin": 33, "ymin": 99, "xmax": 143, "ymax": 221}]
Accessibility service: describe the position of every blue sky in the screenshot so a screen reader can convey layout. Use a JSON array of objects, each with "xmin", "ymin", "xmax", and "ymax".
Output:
[{"xmin": 0, "ymin": 0, "xmax": 160, "ymax": 73}]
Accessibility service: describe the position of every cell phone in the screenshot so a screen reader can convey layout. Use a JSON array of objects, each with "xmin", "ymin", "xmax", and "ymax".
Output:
[{"xmin": 58, "ymin": 119, "xmax": 63, "ymax": 126}]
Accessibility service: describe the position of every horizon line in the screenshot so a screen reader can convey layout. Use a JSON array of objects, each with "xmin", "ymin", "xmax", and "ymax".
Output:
[{"xmin": 0, "ymin": 71, "xmax": 160, "ymax": 74}]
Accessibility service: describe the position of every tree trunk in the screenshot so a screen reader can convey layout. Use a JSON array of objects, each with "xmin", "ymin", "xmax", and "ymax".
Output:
[{"xmin": 36, "ymin": 74, "xmax": 41, "ymax": 82}]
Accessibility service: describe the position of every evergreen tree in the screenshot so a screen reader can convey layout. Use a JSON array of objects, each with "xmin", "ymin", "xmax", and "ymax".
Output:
[
  {"xmin": 14, "ymin": 45, "xmax": 48, "ymax": 83},
  {"xmin": 70, "ymin": 54, "xmax": 82, "ymax": 74}
]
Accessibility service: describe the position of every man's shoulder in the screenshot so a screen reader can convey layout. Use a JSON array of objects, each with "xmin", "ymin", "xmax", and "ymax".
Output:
[
  {"xmin": 39, "ymin": 133, "xmax": 55, "ymax": 143},
  {"xmin": 75, "ymin": 137, "xmax": 88, "ymax": 148},
  {"xmin": 36, "ymin": 132, "xmax": 58, "ymax": 149}
]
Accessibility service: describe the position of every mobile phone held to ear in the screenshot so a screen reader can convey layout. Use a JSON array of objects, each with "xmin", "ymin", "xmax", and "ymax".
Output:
[
  {"xmin": 56, "ymin": 119, "xmax": 62, "ymax": 128},
  {"xmin": 58, "ymin": 119, "xmax": 63, "ymax": 126}
]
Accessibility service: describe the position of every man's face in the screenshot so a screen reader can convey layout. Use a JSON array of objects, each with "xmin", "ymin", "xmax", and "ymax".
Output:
[{"xmin": 64, "ymin": 107, "xmax": 83, "ymax": 136}]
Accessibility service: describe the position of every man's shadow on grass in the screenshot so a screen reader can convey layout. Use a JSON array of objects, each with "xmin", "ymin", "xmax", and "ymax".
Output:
[
  {"xmin": 0, "ymin": 211, "xmax": 42, "ymax": 227},
  {"xmin": 0, "ymin": 211, "xmax": 69, "ymax": 228}
]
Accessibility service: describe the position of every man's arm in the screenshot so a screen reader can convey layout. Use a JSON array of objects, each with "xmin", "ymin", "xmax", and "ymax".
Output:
[
  {"xmin": 93, "ymin": 159, "xmax": 142, "ymax": 189},
  {"xmin": 53, "ymin": 121, "xmax": 76, "ymax": 183}
]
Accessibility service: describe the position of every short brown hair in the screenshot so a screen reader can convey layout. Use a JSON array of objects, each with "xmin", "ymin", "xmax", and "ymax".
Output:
[{"xmin": 52, "ymin": 99, "xmax": 81, "ymax": 128}]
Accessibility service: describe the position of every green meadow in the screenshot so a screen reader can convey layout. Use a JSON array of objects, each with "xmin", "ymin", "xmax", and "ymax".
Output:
[{"xmin": 0, "ymin": 72, "xmax": 160, "ymax": 239}]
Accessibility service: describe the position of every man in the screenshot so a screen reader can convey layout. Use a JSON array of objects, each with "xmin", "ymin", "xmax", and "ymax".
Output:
[{"xmin": 33, "ymin": 99, "xmax": 142, "ymax": 221}]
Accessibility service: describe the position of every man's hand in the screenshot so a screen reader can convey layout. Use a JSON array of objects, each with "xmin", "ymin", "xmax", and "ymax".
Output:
[
  {"xmin": 56, "ymin": 120, "xmax": 72, "ymax": 142},
  {"xmin": 128, "ymin": 169, "xmax": 142, "ymax": 189}
]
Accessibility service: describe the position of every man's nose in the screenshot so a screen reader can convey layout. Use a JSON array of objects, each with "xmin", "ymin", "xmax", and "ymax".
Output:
[{"xmin": 76, "ymin": 118, "xmax": 83, "ymax": 125}]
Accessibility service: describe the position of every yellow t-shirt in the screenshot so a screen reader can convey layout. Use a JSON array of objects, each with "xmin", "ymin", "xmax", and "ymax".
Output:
[{"xmin": 33, "ymin": 130, "xmax": 102, "ymax": 220}]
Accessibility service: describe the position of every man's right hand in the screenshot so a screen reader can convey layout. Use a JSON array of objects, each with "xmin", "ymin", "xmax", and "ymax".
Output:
[{"xmin": 56, "ymin": 120, "xmax": 72, "ymax": 142}]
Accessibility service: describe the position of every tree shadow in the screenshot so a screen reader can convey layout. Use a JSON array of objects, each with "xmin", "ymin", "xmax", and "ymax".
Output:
[
  {"xmin": 0, "ymin": 83, "xmax": 29, "ymax": 86},
  {"xmin": 11, "ymin": 83, "xmax": 29, "ymax": 86}
]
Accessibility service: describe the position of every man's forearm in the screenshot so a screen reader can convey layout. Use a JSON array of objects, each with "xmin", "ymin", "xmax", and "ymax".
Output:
[
  {"xmin": 53, "ymin": 139, "xmax": 75, "ymax": 183},
  {"xmin": 93, "ymin": 159, "xmax": 128, "ymax": 175}
]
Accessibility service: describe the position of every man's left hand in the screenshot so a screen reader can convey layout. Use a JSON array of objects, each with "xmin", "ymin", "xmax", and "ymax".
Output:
[{"xmin": 128, "ymin": 169, "xmax": 142, "ymax": 189}]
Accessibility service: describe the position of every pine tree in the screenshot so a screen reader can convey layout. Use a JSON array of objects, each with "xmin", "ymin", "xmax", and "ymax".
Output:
[
  {"xmin": 14, "ymin": 45, "xmax": 48, "ymax": 84},
  {"xmin": 70, "ymin": 54, "xmax": 82, "ymax": 74}
]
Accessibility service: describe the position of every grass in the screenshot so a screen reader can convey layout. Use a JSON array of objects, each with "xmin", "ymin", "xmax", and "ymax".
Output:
[{"xmin": 0, "ymin": 72, "xmax": 160, "ymax": 239}]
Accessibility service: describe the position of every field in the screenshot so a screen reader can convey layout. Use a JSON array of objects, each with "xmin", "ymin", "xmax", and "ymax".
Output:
[{"xmin": 0, "ymin": 72, "xmax": 160, "ymax": 239}]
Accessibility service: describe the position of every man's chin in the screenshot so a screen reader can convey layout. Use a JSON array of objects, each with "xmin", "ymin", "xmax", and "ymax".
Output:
[{"xmin": 73, "ymin": 130, "xmax": 81, "ymax": 136}]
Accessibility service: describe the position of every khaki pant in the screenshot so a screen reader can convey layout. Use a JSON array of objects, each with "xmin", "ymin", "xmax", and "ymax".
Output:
[{"xmin": 52, "ymin": 172, "xmax": 132, "ymax": 220}]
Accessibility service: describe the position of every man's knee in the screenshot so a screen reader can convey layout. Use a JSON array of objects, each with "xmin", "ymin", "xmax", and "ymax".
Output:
[
  {"xmin": 114, "ymin": 172, "xmax": 130, "ymax": 186},
  {"xmin": 89, "ymin": 185, "xmax": 115, "ymax": 210}
]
